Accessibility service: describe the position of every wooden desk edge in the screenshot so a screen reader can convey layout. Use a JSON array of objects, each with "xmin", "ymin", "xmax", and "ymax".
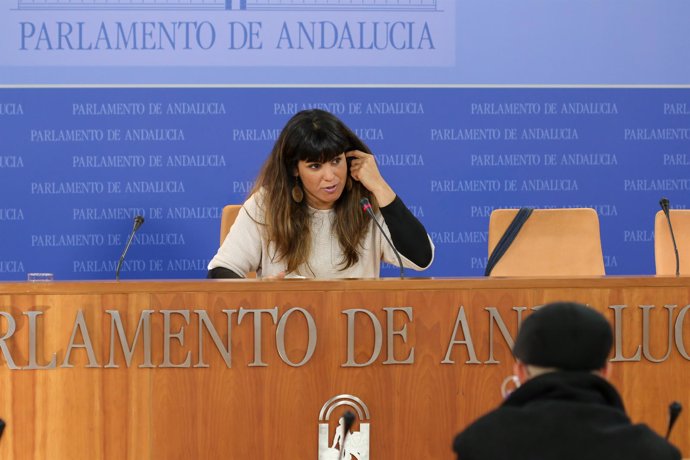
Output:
[{"xmin": 1, "ymin": 275, "xmax": 689, "ymax": 295}]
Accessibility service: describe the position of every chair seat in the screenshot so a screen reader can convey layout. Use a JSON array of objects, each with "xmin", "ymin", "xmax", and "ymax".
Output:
[{"xmin": 487, "ymin": 208, "xmax": 605, "ymax": 277}]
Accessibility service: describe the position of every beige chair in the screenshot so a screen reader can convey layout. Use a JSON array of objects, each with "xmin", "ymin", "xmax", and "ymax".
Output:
[
  {"xmin": 487, "ymin": 208, "xmax": 605, "ymax": 277},
  {"xmin": 218, "ymin": 204, "xmax": 256, "ymax": 278},
  {"xmin": 655, "ymin": 210, "xmax": 690, "ymax": 275},
  {"xmin": 219, "ymin": 204, "xmax": 242, "ymax": 245}
]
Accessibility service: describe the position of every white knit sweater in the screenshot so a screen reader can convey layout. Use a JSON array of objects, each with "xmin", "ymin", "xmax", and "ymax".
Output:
[{"xmin": 208, "ymin": 192, "xmax": 434, "ymax": 279}]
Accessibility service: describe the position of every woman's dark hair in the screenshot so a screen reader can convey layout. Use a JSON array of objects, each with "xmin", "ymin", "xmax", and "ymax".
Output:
[{"xmin": 250, "ymin": 109, "xmax": 375, "ymax": 274}]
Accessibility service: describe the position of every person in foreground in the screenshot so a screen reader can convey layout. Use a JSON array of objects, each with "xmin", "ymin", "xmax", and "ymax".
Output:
[
  {"xmin": 207, "ymin": 109, "xmax": 434, "ymax": 279},
  {"xmin": 453, "ymin": 301, "xmax": 681, "ymax": 460}
]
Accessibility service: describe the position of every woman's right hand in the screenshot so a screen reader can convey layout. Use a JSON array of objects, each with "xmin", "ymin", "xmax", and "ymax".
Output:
[{"xmin": 346, "ymin": 150, "xmax": 396, "ymax": 207}]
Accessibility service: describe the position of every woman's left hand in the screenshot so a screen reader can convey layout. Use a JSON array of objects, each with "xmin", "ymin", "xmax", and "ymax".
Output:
[{"xmin": 346, "ymin": 150, "xmax": 396, "ymax": 206}]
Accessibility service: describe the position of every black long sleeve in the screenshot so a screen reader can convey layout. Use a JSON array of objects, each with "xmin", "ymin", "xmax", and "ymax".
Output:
[
  {"xmin": 207, "ymin": 266, "xmax": 243, "ymax": 279},
  {"xmin": 379, "ymin": 195, "xmax": 433, "ymax": 267}
]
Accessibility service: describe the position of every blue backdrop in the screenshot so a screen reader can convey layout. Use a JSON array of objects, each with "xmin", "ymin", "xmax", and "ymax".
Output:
[{"xmin": 1, "ymin": 87, "xmax": 689, "ymax": 280}]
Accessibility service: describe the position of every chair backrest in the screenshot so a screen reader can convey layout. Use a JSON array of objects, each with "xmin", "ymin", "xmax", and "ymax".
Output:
[
  {"xmin": 655, "ymin": 209, "xmax": 690, "ymax": 275},
  {"xmin": 218, "ymin": 204, "xmax": 256, "ymax": 278},
  {"xmin": 487, "ymin": 208, "xmax": 605, "ymax": 277},
  {"xmin": 220, "ymin": 204, "xmax": 242, "ymax": 245}
]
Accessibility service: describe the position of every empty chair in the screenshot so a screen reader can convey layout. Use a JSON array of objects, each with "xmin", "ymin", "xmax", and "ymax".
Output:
[
  {"xmin": 655, "ymin": 209, "xmax": 690, "ymax": 275},
  {"xmin": 487, "ymin": 208, "xmax": 605, "ymax": 277},
  {"xmin": 219, "ymin": 204, "xmax": 242, "ymax": 245}
]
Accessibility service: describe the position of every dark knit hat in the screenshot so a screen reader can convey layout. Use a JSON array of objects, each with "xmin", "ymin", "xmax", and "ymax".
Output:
[{"xmin": 512, "ymin": 301, "xmax": 612, "ymax": 371}]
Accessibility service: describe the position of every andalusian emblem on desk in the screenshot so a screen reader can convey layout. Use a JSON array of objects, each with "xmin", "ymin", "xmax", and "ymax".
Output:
[{"xmin": 318, "ymin": 395, "xmax": 370, "ymax": 460}]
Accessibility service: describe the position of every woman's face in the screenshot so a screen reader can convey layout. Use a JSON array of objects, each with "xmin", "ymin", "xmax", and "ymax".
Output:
[{"xmin": 295, "ymin": 153, "xmax": 348, "ymax": 210}]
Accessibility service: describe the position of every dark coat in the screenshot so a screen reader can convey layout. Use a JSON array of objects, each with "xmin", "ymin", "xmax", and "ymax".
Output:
[{"xmin": 453, "ymin": 371, "xmax": 681, "ymax": 460}]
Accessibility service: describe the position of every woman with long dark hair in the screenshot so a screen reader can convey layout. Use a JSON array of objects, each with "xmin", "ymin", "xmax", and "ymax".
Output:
[{"xmin": 207, "ymin": 109, "xmax": 433, "ymax": 279}]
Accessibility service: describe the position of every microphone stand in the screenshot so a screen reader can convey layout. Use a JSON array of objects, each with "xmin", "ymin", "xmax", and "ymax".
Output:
[
  {"xmin": 360, "ymin": 198, "xmax": 404, "ymax": 279},
  {"xmin": 665, "ymin": 401, "xmax": 682, "ymax": 440},
  {"xmin": 338, "ymin": 411, "xmax": 356, "ymax": 460},
  {"xmin": 659, "ymin": 198, "xmax": 680, "ymax": 276},
  {"xmin": 116, "ymin": 215, "xmax": 145, "ymax": 280}
]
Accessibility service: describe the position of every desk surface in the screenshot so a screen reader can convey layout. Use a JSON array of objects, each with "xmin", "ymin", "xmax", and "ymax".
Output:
[{"xmin": 3, "ymin": 274, "xmax": 690, "ymax": 292}]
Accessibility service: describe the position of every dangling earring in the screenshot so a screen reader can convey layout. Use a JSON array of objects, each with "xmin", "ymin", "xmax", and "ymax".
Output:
[
  {"xmin": 346, "ymin": 175, "xmax": 353, "ymax": 192},
  {"xmin": 291, "ymin": 177, "xmax": 304, "ymax": 203}
]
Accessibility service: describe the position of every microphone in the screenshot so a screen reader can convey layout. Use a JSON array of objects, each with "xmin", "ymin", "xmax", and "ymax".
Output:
[
  {"xmin": 360, "ymin": 197, "xmax": 404, "ymax": 278},
  {"xmin": 115, "ymin": 215, "xmax": 145, "ymax": 280},
  {"xmin": 659, "ymin": 197, "xmax": 680, "ymax": 276},
  {"xmin": 665, "ymin": 401, "xmax": 682, "ymax": 440},
  {"xmin": 338, "ymin": 410, "xmax": 356, "ymax": 459}
]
